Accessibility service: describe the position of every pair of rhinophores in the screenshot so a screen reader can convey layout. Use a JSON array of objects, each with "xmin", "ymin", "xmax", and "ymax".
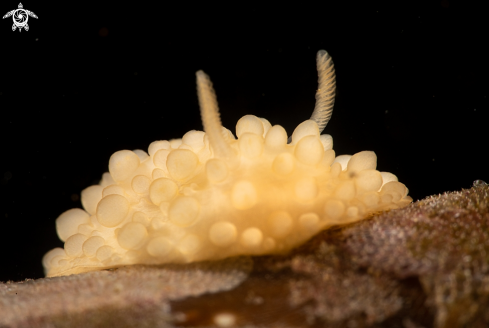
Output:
[{"xmin": 43, "ymin": 50, "xmax": 412, "ymax": 277}]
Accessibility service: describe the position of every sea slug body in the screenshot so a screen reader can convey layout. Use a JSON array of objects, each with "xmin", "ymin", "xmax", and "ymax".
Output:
[{"xmin": 43, "ymin": 50, "xmax": 412, "ymax": 277}]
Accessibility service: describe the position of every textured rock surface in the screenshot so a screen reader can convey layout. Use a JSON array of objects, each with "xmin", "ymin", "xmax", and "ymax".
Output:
[
  {"xmin": 0, "ymin": 257, "xmax": 252, "ymax": 328},
  {"xmin": 2, "ymin": 181, "xmax": 489, "ymax": 328}
]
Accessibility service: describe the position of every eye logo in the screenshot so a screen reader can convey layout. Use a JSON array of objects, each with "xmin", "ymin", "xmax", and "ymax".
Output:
[{"xmin": 3, "ymin": 3, "xmax": 38, "ymax": 32}]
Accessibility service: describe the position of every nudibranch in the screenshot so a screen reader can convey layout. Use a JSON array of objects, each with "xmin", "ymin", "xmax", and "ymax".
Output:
[{"xmin": 43, "ymin": 50, "xmax": 412, "ymax": 277}]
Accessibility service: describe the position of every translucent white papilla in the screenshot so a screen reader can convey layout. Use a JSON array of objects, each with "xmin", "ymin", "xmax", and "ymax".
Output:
[{"xmin": 43, "ymin": 50, "xmax": 412, "ymax": 277}]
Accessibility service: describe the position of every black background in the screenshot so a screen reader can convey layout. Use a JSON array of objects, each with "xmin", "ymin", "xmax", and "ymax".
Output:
[{"xmin": 0, "ymin": 1, "xmax": 487, "ymax": 281}]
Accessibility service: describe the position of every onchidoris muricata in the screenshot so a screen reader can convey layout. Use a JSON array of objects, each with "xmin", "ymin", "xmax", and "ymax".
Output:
[{"xmin": 43, "ymin": 50, "xmax": 412, "ymax": 277}]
